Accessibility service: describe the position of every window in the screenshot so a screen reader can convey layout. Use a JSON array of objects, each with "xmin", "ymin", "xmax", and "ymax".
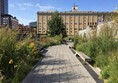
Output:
[
  {"xmin": 74, "ymin": 28, "xmax": 77, "ymax": 30},
  {"xmin": 74, "ymin": 23, "xmax": 77, "ymax": 25},
  {"xmin": 79, "ymin": 23, "xmax": 82, "ymax": 25},
  {"xmin": 95, "ymin": 22, "xmax": 97, "ymax": 25},
  {"xmin": 88, "ymin": 22, "xmax": 89, "ymax": 25},
  {"xmin": 92, "ymin": 22, "xmax": 94, "ymax": 25}
]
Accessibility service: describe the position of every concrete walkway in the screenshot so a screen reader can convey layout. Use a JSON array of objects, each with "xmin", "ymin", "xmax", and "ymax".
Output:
[{"xmin": 22, "ymin": 45, "xmax": 96, "ymax": 83}]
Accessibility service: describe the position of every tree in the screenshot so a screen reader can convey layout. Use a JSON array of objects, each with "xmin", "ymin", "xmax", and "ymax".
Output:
[{"xmin": 48, "ymin": 11, "xmax": 67, "ymax": 37}]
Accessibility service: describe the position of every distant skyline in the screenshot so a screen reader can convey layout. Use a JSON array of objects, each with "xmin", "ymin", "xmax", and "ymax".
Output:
[{"xmin": 9, "ymin": 0, "xmax": 118, "ymax": 25}]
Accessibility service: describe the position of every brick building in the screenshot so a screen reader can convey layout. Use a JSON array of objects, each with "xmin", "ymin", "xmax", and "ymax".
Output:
[{"xmin": 37, "ymin": 5, "xmax": 113, "ymax": 36}]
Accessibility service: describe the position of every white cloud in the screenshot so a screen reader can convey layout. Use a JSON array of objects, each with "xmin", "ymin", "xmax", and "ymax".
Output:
[
  {"xmin": 36, "ymin": 3, "xmax": 55, "ymax": 10},
  {"xmin": 17, "ymin": 3, "xmax": 34, "ymax": 10},
  {"xmin": 23, "ymin": 3, "xmax": 33, "ymax": 7},
  {"xmin": 14, "ymin": 2, "xmax": 56, "ymax": 11}
]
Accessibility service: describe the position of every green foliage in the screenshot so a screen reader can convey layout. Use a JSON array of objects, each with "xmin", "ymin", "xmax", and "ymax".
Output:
[
  {"xmin": 74, "ymin": 15, "xmax": 118, "ymax": 83},
  {"xmin": 73, "ymin": 36, "xmax": 79, "ymax": 48},
  {"xmin": 76, "ymin": 41, "xmax": 97, "ymax": 59},
  {"xmin": 107, "ymin": 51, "xmax": 118, "ymax": 83},
  {"xmin": 0, "ymin": 28, "xmax": 17, "ymax": 78},
  {"xmin": 95, "ymin": 54, "xmax": 109, "ymax": 69},
  {"xmin": 100, "ymin": 66, "xmax": 110, "ymax": 79},
  {"xmin": 39, "ymin": 35, "xmax": 62, "ymax": 47},
  {"xmin": 48, "ymin": 11, "xmax": 67, "ymax": 37},
  {"xmin": 0, "ymin": 28, "xmax": 42, "ymax": 83}
]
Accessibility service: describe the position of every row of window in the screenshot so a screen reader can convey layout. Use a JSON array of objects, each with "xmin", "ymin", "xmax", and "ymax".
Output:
[
  {"xmin": 40, "ymin": 16, "xmax": 97, "ymax": 19},
  {"xmin": 39, "ymin": 22, "xmax": 97, "ymax": 25},
  {"xmin": 39, "ymin": 30, "xmax": 77, "ymax": 33}
]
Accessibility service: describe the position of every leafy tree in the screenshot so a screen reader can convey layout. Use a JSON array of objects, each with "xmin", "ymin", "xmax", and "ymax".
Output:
[{"xmin": 48, "ymin": 11, "xmax": 67, "ymax": 37}]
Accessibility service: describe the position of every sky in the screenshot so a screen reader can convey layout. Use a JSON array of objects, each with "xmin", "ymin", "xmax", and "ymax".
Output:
[{"xmin": 9, "ymin": 0, "xmax": 118, "ymax": 25}]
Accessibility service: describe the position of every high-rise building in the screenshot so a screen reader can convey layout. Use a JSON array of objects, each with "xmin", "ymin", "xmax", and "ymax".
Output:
[
  {"xmin": 0, "ymin": 0, "xmax": 18, "ymax": 28},
  {"xmin": 0, "ymin": 0, "xmax": 8, "ymax": 26},
  {"xmin": 0, "ymin": 0, "xmax": 8, "ymax": 14},
  {"xmin": 37, "ymin": 5, "xmax": 113, "ymax": 36}
]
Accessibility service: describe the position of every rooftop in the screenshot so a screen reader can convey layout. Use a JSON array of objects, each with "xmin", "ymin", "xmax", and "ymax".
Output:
[{"xmin": 38, "ymin": 10, "xmax": 112, "ymax": 13}]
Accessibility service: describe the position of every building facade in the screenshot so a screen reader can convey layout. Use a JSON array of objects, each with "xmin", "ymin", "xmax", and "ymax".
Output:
[
  {"xmin": 0, "ymin": 0, "xmax": 8, "ymax": 27},
  {"xmin": 19, "ymin": 24, "xmax": 33, "ymax": 34},
  {"xmin": 0, "ymin": 0, "xmax": 8, "ymax": 14},
  {"xmin": 11, "ymin": 17, "xmax": 19, "ymax": 29},
  {"xmin": 1, "ymin": 14, "xmax": 18, "ymax": 28},
  {"xmin": 37, "ymin": 5, "xmax": 112, "ymax": 36},
  {"xmin": 29, "ymin": 21, "xmax": 37, "ymax": 28},
  {"xmin": 1, "ymin": 14, "xmax": 11, "ymax": 27}
]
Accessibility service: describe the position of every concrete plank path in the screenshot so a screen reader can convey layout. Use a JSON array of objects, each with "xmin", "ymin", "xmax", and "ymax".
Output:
[{"xmin": 22, "ymin": 45, "xmax": 96, "ymax": 83}]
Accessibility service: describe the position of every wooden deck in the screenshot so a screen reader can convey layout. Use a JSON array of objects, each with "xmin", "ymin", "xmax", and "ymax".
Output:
[{"xmin": 22, "ymin": 45, "xmax": 96, "ymax": 83}]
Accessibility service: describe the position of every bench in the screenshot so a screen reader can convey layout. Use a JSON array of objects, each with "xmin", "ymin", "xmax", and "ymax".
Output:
[
  {"xmin": 69, "ymin": 47, "xmax": 76, "ymax": 54},
  {"xmin": 75, "ymin": 51, "xmax": 91, "ymax": 62}
]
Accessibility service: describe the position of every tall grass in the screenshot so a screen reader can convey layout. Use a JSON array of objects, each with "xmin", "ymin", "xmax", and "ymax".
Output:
[
  {"xmin": 39, "ymin": 35, "xmax": 62, "ymax": 47},
  {"xmin": 0, "ymin": 28, "xmax": 42, "ymax": 83},
  {"xmin": 75, "ymin": 20, "xmax": 118, "ymax": 83}
]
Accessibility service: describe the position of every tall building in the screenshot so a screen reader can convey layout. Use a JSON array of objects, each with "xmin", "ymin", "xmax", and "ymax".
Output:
[
  {"xmin": 1, "ymin": 14, "xmax": 19, "ymax": 28},
  {"xmin": 37, "ymin": 5, "xmax": 112, "ymax": 36},
  {"xmin": 0, "ymin": 0, "xmax": 19, "ymax": 28},
  {"xmin": 0, "ymin": 0, "xmax": 8, "ymax": 14},
  {"xmin": 0, "ymin": 0, "xmax": 8, "ymax": 26}
]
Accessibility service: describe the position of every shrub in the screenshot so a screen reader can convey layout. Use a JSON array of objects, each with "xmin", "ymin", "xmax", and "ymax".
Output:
[
  {"xmin": 75, "ymin": 16, "xmax": 118, "ymax": 83},
  {"xmin": 107, "ymin": 51, "xmax": 118, "ymax": 83},
  {"xmin": 39, "ymin": 35, "xmax": 62, "ymax": 47},
  {"xmin": 0, "ymin": 28, "xmax": 42, "ymax": 83},
  {"xmin": 73, "ymin": 36, "xmax": 79, "ymax": 48},
  {"xmin": 100, "ymin": 66, "xmax": 110, "ymax": 79},
  {"xmin": 0, "ymin": 28, "xmax": 17, "ymax": 78}
]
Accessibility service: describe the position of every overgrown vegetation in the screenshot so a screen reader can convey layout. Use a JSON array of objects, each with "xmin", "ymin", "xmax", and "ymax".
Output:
[
  {"xmin": 0, "ymin": 28, "xmax": 42, "ymax": 83},
  {"xmin": 0, "ymin": 28, "xmax": 62, "ymax": 83},
  {"xmin": 74, "ymin": 15, "xmax": 118, "ymax": 83},
  {"xmin": 39, "ymin": 35, "xmax": 62, "ymax": 48}
]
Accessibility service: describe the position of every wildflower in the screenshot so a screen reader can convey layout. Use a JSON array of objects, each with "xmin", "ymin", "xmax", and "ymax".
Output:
[
  {"xmin": 29, "ymin": 42, "xmax": 35, "ymax": 48},
  {"xmin": 9, "ymin": 59, "xmax": 13, "ymax": 64},
  {"xmin": 32, "ymin": 49, "xmax": 35, "ymax": 52}
]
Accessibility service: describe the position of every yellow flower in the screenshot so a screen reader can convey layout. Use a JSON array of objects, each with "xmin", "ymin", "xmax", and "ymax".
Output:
[
  {"xmin": 9, "ymin": 59, "xmax": 13, "ymax": 64},
  {"xmin": 32, "ymin": 48, "xmax": 36, "ymax": 52},
  {"xmin": 29, "ymin": 42, "xmax": 35, "ymax": 48}
]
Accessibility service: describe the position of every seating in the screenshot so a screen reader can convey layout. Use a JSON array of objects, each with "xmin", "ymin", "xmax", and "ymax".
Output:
[{"xmin": 75, "ymin": 51, "xmax": 91, "ymax": 62}]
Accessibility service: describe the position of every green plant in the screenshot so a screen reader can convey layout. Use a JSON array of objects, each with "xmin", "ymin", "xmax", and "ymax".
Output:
[
  {"xmin": 0, "ymin": 28, "xmax": 42, "ymax": 83},
  {"xmin": 100, "ymin": 66, "xmax": 110, "ymax": 79},
  {"xmin": 74, "ymin": 15, "xmax": 118, "ymax": 83},
  {"xmin": 107, "ymin": 51, "xmax": 118, "ymax": 83},
  {"xmin": 48, "ymin": 11, "xmax": 67, "ymax": 37}
]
